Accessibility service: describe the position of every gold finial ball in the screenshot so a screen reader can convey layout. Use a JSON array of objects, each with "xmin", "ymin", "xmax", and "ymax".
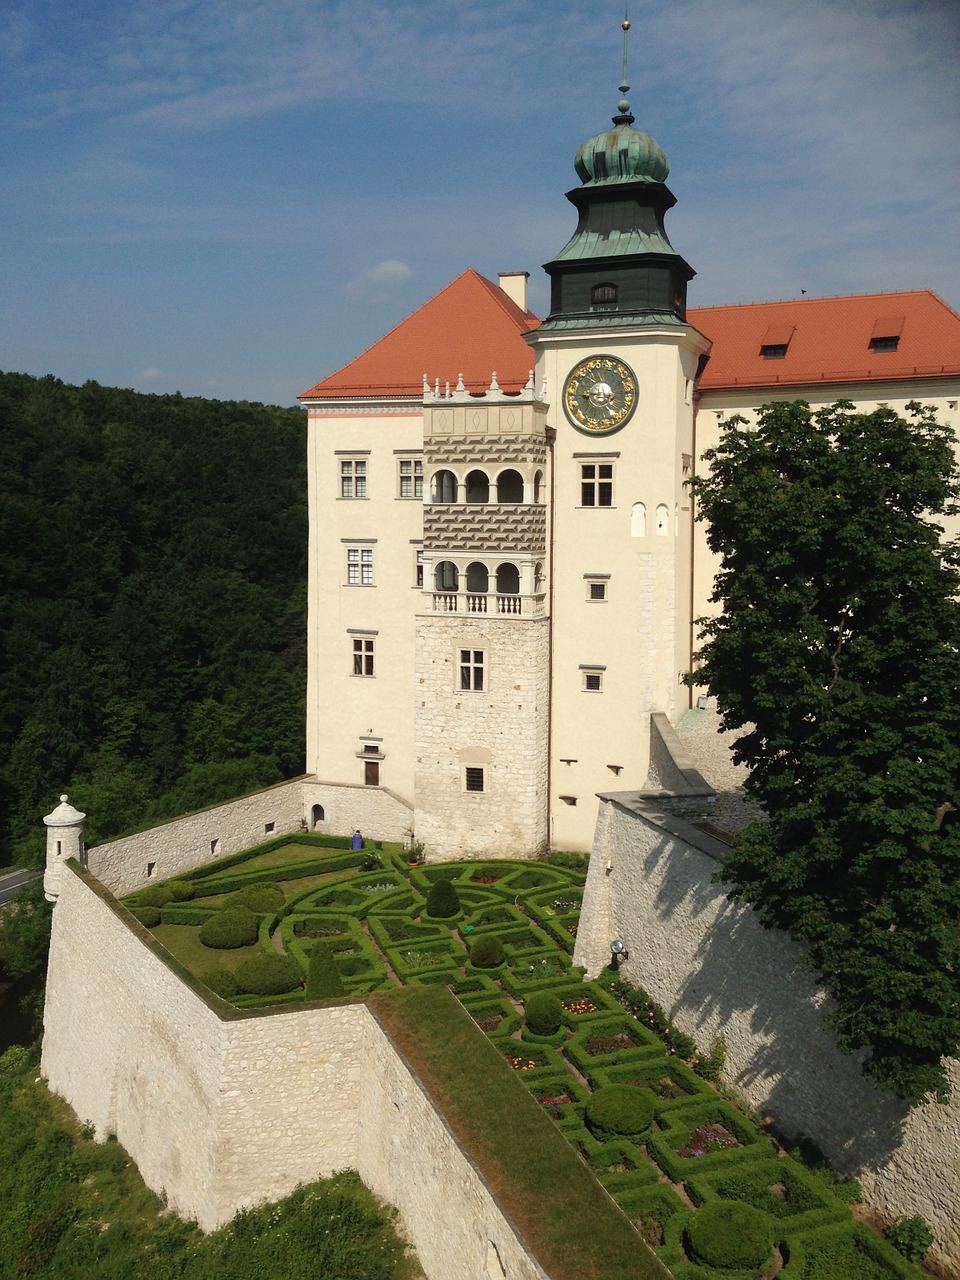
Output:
[{"xmin": 622, "ymin": 19, "xmax": 630, "ymax": 30}]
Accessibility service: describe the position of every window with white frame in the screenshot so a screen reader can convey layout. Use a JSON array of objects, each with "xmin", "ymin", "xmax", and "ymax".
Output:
[
  {"xmin": 398, "ymin": 457, "xmax": 423, "ymax": 498},
  {"xmin": 340, "ymin": 458, "xmax": 367, "ymax": 498},
  {"xmin": 580, "ymin": 665, "xmax": 605, "ymax": 692},
  {"xmin": 347, "ymin": 546, "xmax": 374, "ymax": 585},
  {"xmin": 585, "ymin": 573, "xmax": 610, "ymax": 602},
  {"xmin": 580, "ymin": 462, "xmax": 614, "ymax": 507},
  {"xmin": 459, "ymin": 648, "xmax": 485, "ymax": 691},
  {"xmin": 464, "ymin": 766, "xmax": 485, "ymax": 793},
  {"xmin": 352, "ymin": 636, "xmax": 375, "ymax": 676},
  {"xmin": 415, "ymin": 547, "xmax": 425, "ymax": 588}
]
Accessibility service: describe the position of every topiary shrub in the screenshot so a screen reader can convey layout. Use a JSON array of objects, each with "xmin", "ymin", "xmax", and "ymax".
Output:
[
  {"xmin": 525, "ymin": 992, "xmax": 563, "ymax": 1036},
  {"xmin": 167, "ymin": 881, "xmax": 195, "ymax": 901},
  {"xmin": 683, "ymin": 1201, "xmax": 774, "ymax": 1271},
  {"xmin": 305, "ymin": 942, "xmax": 345, "ymax": 999},
  {"xmin": 224, "ymin": 883, "xmax": 285, "ymax": 913},
  {"xmin": 130, "ymin": 905, "xmax": 162, "ymax": 927},
  {"xmin": 425, "ymin": 877, "xmax": 460, "ymax": 918},
  {"xmin": 135, "ymin": 884, "xmax": 176, "ymax": 908},
  {"xmin": 469, "ymin": 934, "xmax": 505, "ymax": 969},
  {"xmin": 198, "ymin": 907, "xmax": 259, "ymax": 949},
  {"xmin": 202, "ymin": 966, "xmax": 239, "ymax": 998},
  {"xmin": 585, "ymin": 1084, "xmax": 655, "ymax": 1142},
  {"xmin": 234, "ymin": 953, "xmax": 303, "ymax": 996}
]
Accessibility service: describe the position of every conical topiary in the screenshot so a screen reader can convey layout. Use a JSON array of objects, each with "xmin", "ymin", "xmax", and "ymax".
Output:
[
  {"xmin": 425, "ymin": 876, "xmax": 460, "ymax": 918},
  {"xmin": 306, "ymin": 941, "xmax": 345, "ymax": 999}
]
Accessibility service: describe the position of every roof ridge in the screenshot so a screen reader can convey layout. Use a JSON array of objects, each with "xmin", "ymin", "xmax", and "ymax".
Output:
[{"xmin": 689, "ymin": 288, "xmax": 953, "ymax": 316}]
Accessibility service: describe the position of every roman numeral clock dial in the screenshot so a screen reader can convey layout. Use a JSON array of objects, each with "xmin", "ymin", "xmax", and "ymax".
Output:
[{"xmin": 563, "ymin": 355, "xmax": 638, "ymax": 434}]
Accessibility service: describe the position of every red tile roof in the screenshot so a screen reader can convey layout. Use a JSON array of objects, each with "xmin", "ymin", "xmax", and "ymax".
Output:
[
  {"xmin": 299, "ymin": 269, "xmax": 539, "ymax": 401},
  {"xmin": 689, "ymin": 290, "xmax": 960, "ymax": 391}
]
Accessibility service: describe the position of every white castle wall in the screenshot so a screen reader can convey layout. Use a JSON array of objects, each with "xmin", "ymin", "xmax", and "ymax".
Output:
[
  {"xmin": 41, "ymin": 864, "xmax": 547, "ymax": 1279},
  {"xmin": 574, "ymin": 795, "xmax": 960, "ymax": 1275}
]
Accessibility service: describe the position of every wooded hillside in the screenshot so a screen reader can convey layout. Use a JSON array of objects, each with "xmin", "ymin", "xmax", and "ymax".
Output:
[{"xmin": 0, "ymin": 371, "xmax": 307, "ymax": 867}]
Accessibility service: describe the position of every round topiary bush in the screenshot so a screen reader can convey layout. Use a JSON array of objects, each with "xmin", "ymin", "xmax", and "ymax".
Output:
[
  {"xmin": 167, "ymin": 880, "xmax": 195, "ymax": 901},
  {"xmin": 135, "ymin": 884, "xmax": 176, "ymax": 908},
  {"xmin": 224, "ymin": 883, "xmax": 285, "ymax": 913},
  {"xmin": 683, "ymin": 1201, "xmax": 774, "ymax": 1271},
  {"xmin": 425, "ymin": 877, "xmax": 460, "ymax": 918},
  {"xmin": 198, "ymin": 906, "xmax": 259, "ymax": 949},
  {"xmin": 130, "ymin": 905, "xmax": 161, "ymax": 928},
  {"xmin": 234, "ymin": 953, "xmax": 303, "ymax": 996},
  {"xmin": 585, "ymin": 1084, "xmax": 655, "ymax": 1142},
  {"xmin": 202, "ymin": 966, "xmax": 239, "ymax": 998},
  {"xmin": 525, "ymin": 992, "xmax": 563, "ymax": 1036},
  {"xmin": 469, "ymin": 934, "xmax": 505, "ymax": 969}
]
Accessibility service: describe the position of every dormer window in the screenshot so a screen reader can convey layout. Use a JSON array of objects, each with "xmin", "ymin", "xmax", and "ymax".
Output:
[
  {"xmin": 869, "ymin": 315, "xmax": 904, "ymax": 353},
  {"xmin": 591, "ymin": 283, "xmax": 618, "ymax": 310},
  {"xmin": 759, "ymin": 323, "xmax": 795, "ymax": 360}
]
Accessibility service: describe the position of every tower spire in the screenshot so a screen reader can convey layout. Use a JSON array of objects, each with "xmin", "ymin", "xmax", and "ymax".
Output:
[{"xmin": 614, "ymin": 3, "xmax": 634, "ymax": 126}]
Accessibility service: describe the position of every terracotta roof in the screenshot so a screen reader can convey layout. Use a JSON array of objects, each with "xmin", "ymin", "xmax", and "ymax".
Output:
[
  {"xmin": 299, "ymin": 269, "xmax": 540, "ymax": 400},
  {"xmin": 689, "ymin": 290, "xmax": 960, "ymax": 391}
]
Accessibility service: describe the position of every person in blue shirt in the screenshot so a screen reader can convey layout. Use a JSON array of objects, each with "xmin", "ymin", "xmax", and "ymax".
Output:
[{"xmin": 351, "ymin": 830, "xmax": 363, "ymax": 851}]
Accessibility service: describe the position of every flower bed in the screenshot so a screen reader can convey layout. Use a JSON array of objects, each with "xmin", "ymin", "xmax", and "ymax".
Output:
[
  {"xmin": 565, "ymin": 1017, "xmax": 663, "ymax": 1073},
  {"xmin": 647, "ymin": 1099, "xmax": 775, "ymax": 1183},
  {"xmin": 685, "ymin": 1157, "xmax": 850, "ymax": 1235}
]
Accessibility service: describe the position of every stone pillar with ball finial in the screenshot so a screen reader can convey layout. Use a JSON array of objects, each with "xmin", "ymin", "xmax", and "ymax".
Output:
[{"xmin": 43, "ymin": 794, "xmax": 86, "ymax": 903}]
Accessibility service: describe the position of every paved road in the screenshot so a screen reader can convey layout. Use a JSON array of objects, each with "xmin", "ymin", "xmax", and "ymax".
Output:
[{"xmin": 0, "ymin": 868, "xmax": 42, "ymax": 906}]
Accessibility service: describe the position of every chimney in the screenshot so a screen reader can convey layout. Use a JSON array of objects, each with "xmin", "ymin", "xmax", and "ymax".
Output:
[{"xmin": 498, "ymin": 272, "xmax": 529, "ymax": 314}]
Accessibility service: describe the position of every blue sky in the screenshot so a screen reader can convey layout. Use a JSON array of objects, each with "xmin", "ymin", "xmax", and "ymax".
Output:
[{"xmin": 2, "ymin": 0, "xmax": 958, "ymax": 406}]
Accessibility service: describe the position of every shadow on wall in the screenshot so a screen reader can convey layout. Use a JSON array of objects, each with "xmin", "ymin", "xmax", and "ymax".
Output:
[{"xmin": 639, "ymin": 834, "xmax": 912, "ymax": 1173}]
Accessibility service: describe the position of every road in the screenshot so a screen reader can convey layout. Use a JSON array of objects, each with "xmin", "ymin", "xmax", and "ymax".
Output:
[{"xmin": 0, "ymin": 868, "xmax": 42, "ymax": 906}]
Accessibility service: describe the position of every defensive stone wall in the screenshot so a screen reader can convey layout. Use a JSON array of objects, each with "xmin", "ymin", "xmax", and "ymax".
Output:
[
  {"xmin": 40, "ymin": 864, "xmax": 547, "ymax": 1279},
  {"xmin": 574, "ymin": 794, "xmax": 960, "ymax": 1276},
  {"xmin": 87, "ymin": 779, "xmax": 307, "ymax": 896},
  {"xmin": 302, "ymin": 778, "xmax": 414, "ymax": 846}
]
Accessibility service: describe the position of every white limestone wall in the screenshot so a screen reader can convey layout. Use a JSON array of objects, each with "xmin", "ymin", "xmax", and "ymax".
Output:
[
  {"xmin": 302, "ymin": 778, "xmax": 414, "ymax": 845},
  {"xmin": 414, "ymin": 614, "xmax": 549, "ymax": 858},
  {"xmin": 41, "ymin": 865, "xmax": 547, "ymax": 1278},
  {"xmin": 358, "ymin": 1015, "xmax": 548, "ymax": 1280},
  {"xmin": 87, "ymin": 779, "xmax": 307, "ymax": 896},
  {"xmin": 575, "ymin": 796, "xmax": 960, "ymax": 1274}
]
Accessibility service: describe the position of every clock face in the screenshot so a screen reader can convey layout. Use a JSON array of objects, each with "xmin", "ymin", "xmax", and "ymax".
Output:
[{"xmin": 563, "ymin": 355, "xmax": 638, "ymax": 434}]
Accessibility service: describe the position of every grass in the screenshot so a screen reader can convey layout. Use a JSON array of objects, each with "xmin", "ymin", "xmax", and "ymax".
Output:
[
  {"xmin": 152, "ymin": 924, "xmax": 262, "ymax": 975},
  {"xmin": 369, "ymin": 986, "xmax": 670, "ymax": 1280}
]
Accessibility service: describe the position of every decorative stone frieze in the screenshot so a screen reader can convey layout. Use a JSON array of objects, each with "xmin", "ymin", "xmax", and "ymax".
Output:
[{"xmin": 423, "ymin": 504, "xmax": 546, "ymax": 552}]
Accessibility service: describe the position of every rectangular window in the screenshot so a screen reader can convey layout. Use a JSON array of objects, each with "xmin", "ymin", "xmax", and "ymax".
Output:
[
  {"xmin": 398, "ymin": 458, "xmax": 423, "ymax": 498},
  {"xmin": 364, "ymin": 760, "xmax": 380, "ymax": 786},
  {"xmin": 581, "ymin": 666, "xmax": 604, "ymax": 692},
  {"xmin": 459, "ymin": 648, "xmax": 485, "ymax": 691},
  {"xmin": 464, "ymin": 766, "xmax": 485, "ymax": 793},
  {"xmin": 869, "ymin": 336, "xmax": 899, "ymax": 352},
  {"xmin": 352, "ymin": 637, "xmax": 375, "ymax": 676},
  {"xmin": 347, "ymin": 547, "xmax": 373, "ymax": 585},
  {"xmin": 340, "ymin": 458, "xmax": 367, "ymax": 498},
  {"xmin": 416, "ymin": 548, "xmax": 424, "ymax": 588},
  {"xmin": 588, "ymin": 581, "xmax": 606, "ymax": 601},
  {"xmin": 580, "ymin": 463, "xmax": 613, "ymax": 507}
]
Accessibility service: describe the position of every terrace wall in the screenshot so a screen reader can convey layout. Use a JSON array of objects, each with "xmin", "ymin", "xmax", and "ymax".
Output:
[
  {"xmin": 574, "ymin": 794, "xmax": 960, "ymax": 1275},
  {"xmin": 40, "ymin": 864, "xmax": 547, "ymax": 1279}
]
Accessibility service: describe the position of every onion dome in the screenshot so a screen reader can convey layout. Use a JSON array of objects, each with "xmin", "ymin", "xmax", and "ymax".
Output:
[{"xmin": 574, "ymin": 118, "xmax": 669, "ymax": 186}]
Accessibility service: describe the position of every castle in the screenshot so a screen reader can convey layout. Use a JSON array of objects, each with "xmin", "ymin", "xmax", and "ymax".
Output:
[
  {"xmin": 37, "ymin": 28, "xmax": 960, "ymax": 1280},
  {"xmin": 296, "ymin": 57, "xmax": 960, "ymax": 857}
]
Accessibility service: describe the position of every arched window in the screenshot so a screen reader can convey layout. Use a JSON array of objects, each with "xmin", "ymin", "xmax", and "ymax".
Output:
[
  {"xmin": 655, "ymin": 504, "xmax": 669, "ymax": 535},
  {"xmin": 631, "ymin": 502, "xmax": 646, "ymax": 537},
  {"xmin": 465, "ymin": 469, "xmax": 489, "ymax": 503},
  {"xmin": 431, "ymin": 470, "xmax": 458, "ymax": 503},
  {"xmin": 591, "ymin": 282, "xmax": 618, "ymax": 308},
  {"xmin": 466, "ymin": 562, "xmax": 489, "ymax": 593},
  {"xmin": 310, "ymin": 804, "xmax": 325, "ymax": 830},
  {"xmin": 533, "ymin": 469, "xmax": 543, "ymax": 503},
  {"xmin": 534, "ymin": 561, "xmax": 544, "ymax": 594},
  {"xmin": 496, "ymin": 562, "xmax": 520, "ymax": 594},
  {"xmin": 496, "ymin": 469, "xmax": 523, "ymax": 503},
  {"xmin": 435, "ymin": 561, "xmax": 459, "ymax": 591}
]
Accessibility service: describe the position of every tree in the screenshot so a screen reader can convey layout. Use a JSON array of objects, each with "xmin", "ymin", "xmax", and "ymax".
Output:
[{"xmin": 689, "ymin": 399, "xmax": 960, "ymax": 1105}]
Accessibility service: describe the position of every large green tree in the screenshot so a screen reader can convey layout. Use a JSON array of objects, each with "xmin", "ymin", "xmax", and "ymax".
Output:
[{"xmin": 690, "ymin": 399, "xmax": 960, "ymax": 1105}]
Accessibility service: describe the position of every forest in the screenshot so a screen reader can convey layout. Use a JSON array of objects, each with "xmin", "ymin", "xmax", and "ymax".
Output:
[{"xmin": 0, "ymin": 370, "xmax": 308, "ymax": 869}]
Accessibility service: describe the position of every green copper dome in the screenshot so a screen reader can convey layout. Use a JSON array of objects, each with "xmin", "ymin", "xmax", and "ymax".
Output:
[{"xmin": 574, "ymin": 117, "xmax": 669, "ymax": 186}]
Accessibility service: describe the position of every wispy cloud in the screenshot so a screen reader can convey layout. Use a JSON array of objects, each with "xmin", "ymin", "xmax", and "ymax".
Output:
[{"xmin": 343, "ymin": 260, "xmax": 414, "ymax": 303}]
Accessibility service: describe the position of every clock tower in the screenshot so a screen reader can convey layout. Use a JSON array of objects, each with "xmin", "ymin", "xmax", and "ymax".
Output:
[{"xmin": 529, "ymin": 19, "xmax": 710, "ymax": 849}]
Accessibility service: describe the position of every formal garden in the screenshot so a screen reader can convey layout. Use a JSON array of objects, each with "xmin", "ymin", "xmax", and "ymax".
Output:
[{"xmin": 122, "ymin": 833, "xmax": 935, "ymax": 1280}]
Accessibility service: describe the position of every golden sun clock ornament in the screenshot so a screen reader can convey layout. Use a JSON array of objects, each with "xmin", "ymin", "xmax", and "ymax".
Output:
[{"xmin": 563, "ymin": 355, "xmax": 638, "ymax": 434}]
